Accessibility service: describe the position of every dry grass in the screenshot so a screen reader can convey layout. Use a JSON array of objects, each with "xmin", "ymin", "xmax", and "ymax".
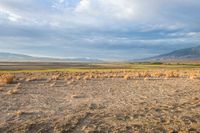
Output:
[
  {"xmin": 0, "ymin": 74, "xmax": 14, "ymax": 85},
  {"xmin": 50, "ymin": 82, "xmax": 56, "ymax": 87},
  {"xmin": 7, "ymin": 83, "xmax": 21, "ymax": 95},
  {"xmin": 0, "ymin": 69, "xmax": 200, "ymax": 132},
  {"xmin": 0, "ymin": 87, "xmax": 4, "ymax": 91},
  {"xmin": 51, "ymin": 75, "xmax": 60, "ymax": 80},
  {"xmin": 76, "ymin": 76, "xmax": 81, "ymax": 80},
  {"xmin": 67, "ymin": 79, "xmax": 76, "ymax": 85},
  {"xmin": 25, "ymin": 77, "xmax": 38, "ymax": 82},
  {"xmin": 15, "ymin": 110, "xmax": 25, "ymax": 117},
  {"xmin": 77, "ymin": 70, "xmax": 200, "ymax": 81},
  {"xmin": 83, "ymin": 75, "xmax": 91, "ymax": 80},
  {"xmin": 1, "ymin": 69, "xmax": 199, "ymax": 86},
  {"xmin": 124, "ymin": 75, "xmax": 131, "ymax": 80},
  {"xmin": 189, "ymin": 75, "xmax": 199, "ymax": 80},
  {"xmin": 144, "ymin": 77, "xmax": 150, "ymax": 80}
]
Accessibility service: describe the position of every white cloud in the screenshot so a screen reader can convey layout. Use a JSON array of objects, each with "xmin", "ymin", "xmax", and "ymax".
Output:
[
  {"xmin": 75, "ymin": 0, "xmax": 138, "ymax": 20},
  {"xmin": 0, "ymin": 6, "xmax": 22, "ymax": 22},
  {"xmin": 0, "ymin": 0, "xmax": 198, "ymax": 29},
  {"xmin": 75, "ymin": 0, "xmax": 91, "ymax": 12},
  {"xmin": 58, "ymin": 0, "xmax": 65, "ymax": 3}
]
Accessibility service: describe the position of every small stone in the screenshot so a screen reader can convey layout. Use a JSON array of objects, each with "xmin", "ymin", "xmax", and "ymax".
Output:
[
  {"xmin": 89, "ymin": 103, "xmax": 98, "ymax": 110},
  {"xmin": 71, "ymin": 94, "xmax": 86, "ymax": 99},
  {"xmin": 115, "ymin": 114, "xmax": 127, "ymax": 121}
]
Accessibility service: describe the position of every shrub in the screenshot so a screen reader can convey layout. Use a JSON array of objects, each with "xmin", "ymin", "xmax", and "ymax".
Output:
[
  {"xmin": 0, "ymin": 74, "xmax": 14, "ymax": 85},
  {"xmin": 124, "ymin": 75, "xmax": 131, "ymax": 80},
  {"xmin": 51, "ymin": 75, "xmax": 60, "ymax": 80}
]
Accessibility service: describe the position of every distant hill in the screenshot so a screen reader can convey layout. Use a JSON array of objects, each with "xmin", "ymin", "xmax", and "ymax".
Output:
[
  {"xmin": 141, "ymin": 45, "xmax": 200, "ymax": 61},
  {"xmin": 0, "ymin": 52, "xmax": 101, "ymax": 62},
  {"xmin": 0, "ymin": 53, "xmax": 36, "ymax": 61}
]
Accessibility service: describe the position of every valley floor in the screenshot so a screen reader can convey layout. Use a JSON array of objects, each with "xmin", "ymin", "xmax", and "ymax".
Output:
[{"xmin": 0, "ymin": 72, "xmax": 200, "ymax": 132}]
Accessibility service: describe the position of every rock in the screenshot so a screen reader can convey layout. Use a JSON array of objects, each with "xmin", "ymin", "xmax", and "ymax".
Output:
[
  {"xmin": 89, "ymin": 103, "xmax": 98, "ymax": 110},
  {"xmin": 71, "ymin": 94, "xmax": 86, "ymax": 99},
  {"xmin": 115, "ymin": 114, "xmax": 128, "ymax": 121}
]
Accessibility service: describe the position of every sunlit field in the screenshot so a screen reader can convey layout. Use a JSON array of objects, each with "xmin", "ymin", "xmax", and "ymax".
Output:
[
  {"xmin": 0, "ymin": 62, "xmax": 200, "ymax": 132},
  {"xmin": 1, "ymin": 0, "xmax": 200, "ymax": 132}
]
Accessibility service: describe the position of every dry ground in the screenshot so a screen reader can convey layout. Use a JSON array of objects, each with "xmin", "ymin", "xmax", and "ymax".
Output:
[{"xmin": 0, "ymin": 71, "xmax": 200, "ymax": 133}]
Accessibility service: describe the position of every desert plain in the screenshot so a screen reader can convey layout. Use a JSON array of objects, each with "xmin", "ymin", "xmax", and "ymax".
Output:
[{"xmin": 0, "ymin": 62, "xmax": 200, "ymax": 133}]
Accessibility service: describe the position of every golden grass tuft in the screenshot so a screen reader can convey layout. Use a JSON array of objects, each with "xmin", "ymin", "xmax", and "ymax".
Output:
[
  {"xmin": 50, "ymin": 82, "xmax": 56, "ymax": 87},
  {"xmin": 189, "ymin": 73, "xmax": 199, "ymax": 80},
  {"xmin": 16, "ymin": 110, "xmax": 25, "ymax": 116},
  {"xmin": 0, "ymin": 87, "xmax": 4, "ymax": 91},
  {"xmin": 76, "ymin": 76, "xmax": 81, "ymax": 80},
  {"xmin": 25, "ymin": 77, "xmax": 38, "ymax": 82},
  {"xmin": 67, "ymin": 79, "xmax": 76, "ymax": 85},
  {"xmin": 165, "ymin": 71, "xmax": 177, "ymax": 78},
  {"xmin": 124, "ymin": 75, "xmax": 131, "ymax": 80},
  {"xmin": 51, "ymin": 75, "xmax": 60, "ymax": 80},
  {"xmin": 7, "ymin": 83, "xmax": 21, "ymax": 95},
  {"xmin": 143, "ymin": 72, "xmax": 151, "ymax": 78},
  {"xmin": 0, "ymin": 74, "xmax": 14, "ymax": 85},
  {"xmin": 83, "ymin": 75, "xmax": 90, "ymax": 80},
  {"xmin": 189, "ymin": 75, "xmax": 198, "ymax": 80},
  {"xmin": 154, "ymin": 72, "xmax": 164, "ymax": 78},
  {"xmin": 144, "ymin": 77, "xmax": 150, "ymax": 80}
]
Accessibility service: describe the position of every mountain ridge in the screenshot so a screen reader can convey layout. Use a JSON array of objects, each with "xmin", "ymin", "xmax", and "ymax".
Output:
[
  {"xmin": 142, "ymin": 45, "xmax": 200, "ymax": 61},
  {"xmin": 0, "ymin": 52, "xmax": 101, "ymax": 62}
]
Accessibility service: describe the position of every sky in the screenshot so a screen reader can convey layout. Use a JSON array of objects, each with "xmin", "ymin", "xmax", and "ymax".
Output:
[{"xmin": 0, "ymin": 0, "xmax": 200, "ymax": 61}]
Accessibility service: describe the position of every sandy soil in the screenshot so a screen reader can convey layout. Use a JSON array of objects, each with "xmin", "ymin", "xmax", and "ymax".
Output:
[{"xmin": 0, "ymin": 73, "xmax": 200, "ymax": 133}]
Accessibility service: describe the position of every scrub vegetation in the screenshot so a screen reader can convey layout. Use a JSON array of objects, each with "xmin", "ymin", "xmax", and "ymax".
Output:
[{"xmin": 0, "ymin": 62, "xmax": 200, "ymax": 132}]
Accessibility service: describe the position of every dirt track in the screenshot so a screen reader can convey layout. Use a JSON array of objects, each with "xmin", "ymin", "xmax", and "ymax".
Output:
[{"xmin": 0, "ymin": 73, "xmax": 200, "ymax": 133}]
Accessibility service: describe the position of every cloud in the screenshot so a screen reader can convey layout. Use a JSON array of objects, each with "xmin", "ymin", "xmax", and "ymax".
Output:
[
  {"xmin": 75, "ymin": 0, "xmax": 137, "ymax": 20},
  {"xmin": 0, "ymin": 5, "xmax": 22, "ymax": 22},
  {"xmin": 0, "ymin": 0, "xmax": 200, "ymax": 60}
]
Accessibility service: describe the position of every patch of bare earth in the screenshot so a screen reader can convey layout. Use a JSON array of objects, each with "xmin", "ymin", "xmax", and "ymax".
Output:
[{"xmin": 0, "ymin": 72, "xmax": 200, "ymax": 133}]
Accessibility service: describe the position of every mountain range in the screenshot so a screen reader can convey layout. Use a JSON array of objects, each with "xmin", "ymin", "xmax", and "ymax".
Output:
[
  {"xmin": 0, "ymin": 52, "xmax": 101, "ymax": 62},
  {"xmin": 141, "ymin": 45, "xmax": 200, "ymax": 61},
  {"xmin": 0, "ymin": 45, "xmax": 200, "ymax": 62}
]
